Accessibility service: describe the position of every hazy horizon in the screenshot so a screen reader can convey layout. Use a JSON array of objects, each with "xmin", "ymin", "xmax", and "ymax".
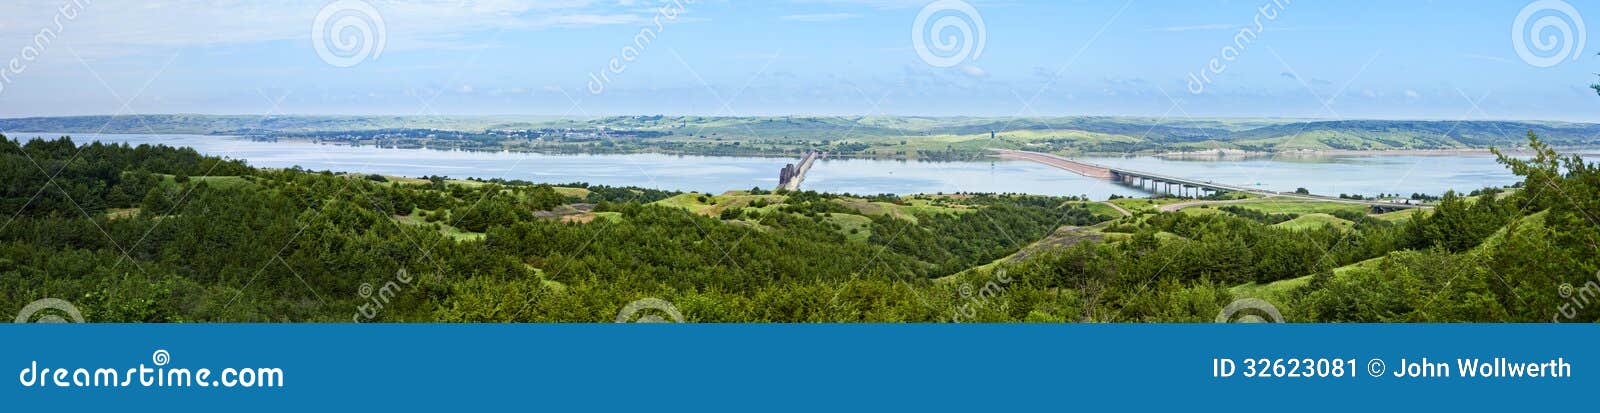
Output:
[
  {"xmin": 1, "ymin": 1, "xmax": 1597, "ymax": 122},
  {"xmin": 1, "ymin": 113, "xmax": 1595, "ymax": 125}
]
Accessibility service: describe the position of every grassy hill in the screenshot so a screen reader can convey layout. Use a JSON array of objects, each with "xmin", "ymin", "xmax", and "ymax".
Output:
[{"xmin": 5, "ymin": 115, "xmax": 1595, "ymax": 158}]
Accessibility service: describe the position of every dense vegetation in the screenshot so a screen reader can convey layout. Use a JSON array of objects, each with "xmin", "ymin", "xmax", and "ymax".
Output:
[
  {"xmin": 0, "ymin": 136, "xmax": 1104, "ymax": 321},
  {"xmin": 1, "ymin": 130, "xmax": 1594, "ymax": 322}
]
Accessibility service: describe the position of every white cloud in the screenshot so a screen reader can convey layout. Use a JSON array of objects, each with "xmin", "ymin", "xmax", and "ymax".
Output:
[
  {"xmin": 0, "ymin": 0, "xmax": 652, "ymax": 59},
  {"xmin": 1144, "ymin": 24, "xmax": 1236, "ymax": 32},
  {"xmin": 788, "ymin": 0, "xmax": 936, "ymax": 9},
  {"xmin": 780, "ymin": 13, "xmax": 862, "ymax": 22},
  {"xmin": 1461, "ymin": 53, "xmax": 1513, "ymax": 64},
  {"xmin": 538, "ymin": 13, "xmax": 645, "ymax": 27}
]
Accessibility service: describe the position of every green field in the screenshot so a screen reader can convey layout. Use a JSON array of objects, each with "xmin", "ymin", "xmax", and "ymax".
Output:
[
  {"xmin": 393, "ymin": 210, "xmax": 486, "ymax": 241},
  {"xmin": 1220, "ymin": 199, "xmax": 1368, "ymax": 215},
  {"xmin": 821, "ymin": 213, "xmax": 874, "ymax": 242},
  {"xmin": 155, "ymin": 174, "xmax": 253, "ymax": 189},
  {"xmin": 1273, "ymin": 213, "xmax": 1355, "ymax": 230}
]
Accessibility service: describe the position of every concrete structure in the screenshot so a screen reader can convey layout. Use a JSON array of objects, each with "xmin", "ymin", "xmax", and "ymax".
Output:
[
  {"xmin": 994, "ymin": 149, "xmax": 1428, "ymax": 213},
  {"xmin": 779, "ymin": 151, "xmax": 822, "ymax": 191}
]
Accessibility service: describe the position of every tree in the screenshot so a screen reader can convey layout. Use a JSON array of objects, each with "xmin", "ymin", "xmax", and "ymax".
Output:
[{"xmin": 140, "ymin": 187, "xmax": 172, "ymax": 215}]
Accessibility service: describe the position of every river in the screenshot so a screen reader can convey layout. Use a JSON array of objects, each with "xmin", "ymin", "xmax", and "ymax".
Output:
[{"xmin": 9, "ymin": 133, "xmax": 1551, "ymax": 199}]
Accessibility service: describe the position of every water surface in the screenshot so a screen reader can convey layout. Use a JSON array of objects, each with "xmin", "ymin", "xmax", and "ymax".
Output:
[
  {"xmin": 9, "ymin": 133, "xmax": 1542, "ymax": 199},
  {"xmin": 18, "ymin": 133, "xmax": 1137, "ymax": 197}
]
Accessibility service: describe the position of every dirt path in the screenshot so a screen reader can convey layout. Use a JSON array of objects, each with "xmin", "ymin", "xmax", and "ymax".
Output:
[
  {"xmin": 1099, "ymin": 201, "xmax": 1132, "ymax": 217},
  {"xmin": 1157, "ymin": 196, "xmax": 1278, "ymax": 212}
]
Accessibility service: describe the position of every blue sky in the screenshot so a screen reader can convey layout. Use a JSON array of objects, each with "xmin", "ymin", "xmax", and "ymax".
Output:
[{"xmin": 0, "ymin": 0, "xmax": 1597, "ymax": 121}]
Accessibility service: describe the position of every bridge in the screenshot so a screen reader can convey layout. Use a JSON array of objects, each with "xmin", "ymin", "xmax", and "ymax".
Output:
[
  {"xmin": 778, "ymin": 151, "xmax": 822, "ymax": 191},
  {"xmin": 994, "ymin": 149, "xmax": 1427, "ymax": 213}
]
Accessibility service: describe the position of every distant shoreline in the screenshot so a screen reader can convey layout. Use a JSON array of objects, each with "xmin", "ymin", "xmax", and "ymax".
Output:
[
  {"xmin": 1147, "ymin": 147, "xmax": 1600, "ymax": 159},
  {"xmin": 10, "ymin": 129, "xmax": 1598, "ymax": 161}
]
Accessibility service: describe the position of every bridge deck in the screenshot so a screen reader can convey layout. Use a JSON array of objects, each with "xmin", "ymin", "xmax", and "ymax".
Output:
[
  {"xmin": 994, "ymin": 149, "xmax": 1112, "ymax": 179},
  {"xmin": 994, "ymin": 149, "xmax": 1427, "ymax": 210}
]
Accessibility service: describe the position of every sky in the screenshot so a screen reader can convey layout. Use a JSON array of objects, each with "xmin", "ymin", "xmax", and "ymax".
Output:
[{"xmin": 0, "ymin": 0, "xmax": 1597, "ymax": 121}]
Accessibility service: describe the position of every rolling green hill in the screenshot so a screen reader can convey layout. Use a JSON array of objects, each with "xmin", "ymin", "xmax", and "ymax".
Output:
[{"xmin": 3, "ymin": 115, "xmax": 1594, "ymax": 158}]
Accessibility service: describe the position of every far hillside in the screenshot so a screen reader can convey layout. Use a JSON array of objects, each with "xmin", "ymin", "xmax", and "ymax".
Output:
[{"xmin": 3, "ymin": 115, "xmax": 1595, "ymax": 159}]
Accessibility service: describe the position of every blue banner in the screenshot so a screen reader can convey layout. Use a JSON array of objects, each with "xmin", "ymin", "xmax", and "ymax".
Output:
[{"xmin": 0, "ymin": 324, "xmax": 1591, "ymax": 411}]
